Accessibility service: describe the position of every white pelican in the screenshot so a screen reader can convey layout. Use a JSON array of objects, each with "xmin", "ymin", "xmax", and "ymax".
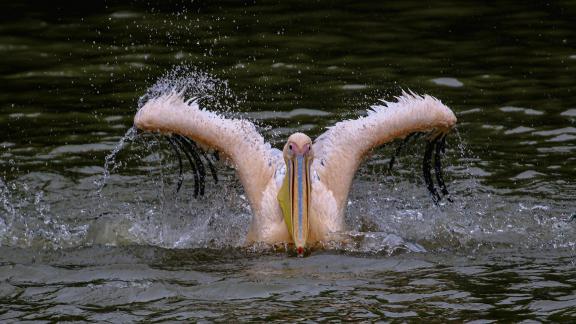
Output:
[{"xmin": 134, "ymin": 91, "xmax": 457, "ymax": 256}]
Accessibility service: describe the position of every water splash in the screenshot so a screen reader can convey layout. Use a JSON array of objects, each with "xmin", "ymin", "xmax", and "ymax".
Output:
[
  {"xmin": 0, "ymin": 178, "xmax": 15, "ymax": 241},
  {"xmin": 138, "ymin": 65, "xmax": 241, "ymax": 115},
  {"xmin": 95, "ymin": 126, "xmax": 138, "ymax": 193},
  {"xmin": 453, "ymin": 127, "xmax": 474, "ymax": 161},
  {"xmin": 0, "ymin": 179, "xmax": 89, "ymax": 249}
]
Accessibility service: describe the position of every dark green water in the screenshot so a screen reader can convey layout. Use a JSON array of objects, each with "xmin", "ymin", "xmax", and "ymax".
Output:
[{"xmin": 1, "ymin": 1, "xmax": 576, "ymax": 321}]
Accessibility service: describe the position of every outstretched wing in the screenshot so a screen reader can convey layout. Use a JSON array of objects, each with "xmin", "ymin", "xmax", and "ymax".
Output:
[
  {"xmin": 134, "ymin": 91, "xmax": 280, "ymax": 209},
  {"xmin": 312, "ymin": 91, "xmax": 457, "ymax": 208}
]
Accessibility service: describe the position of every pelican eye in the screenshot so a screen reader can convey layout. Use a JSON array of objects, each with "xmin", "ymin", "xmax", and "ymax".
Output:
[{"xmin": 289, "ymin": 144, "xmax": 293, "ymax": 151}]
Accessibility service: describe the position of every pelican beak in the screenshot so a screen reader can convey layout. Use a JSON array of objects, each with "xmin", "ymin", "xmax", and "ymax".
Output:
[
  {"xmin": 278, "ymin": 149, "xmax": 312, "ymax": 257},
  {"xmin": 291, "ymin": 152, "xmax": 311, "ymax": 257}
]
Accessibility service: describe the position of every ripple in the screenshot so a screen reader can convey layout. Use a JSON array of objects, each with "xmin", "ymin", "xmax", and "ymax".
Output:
[
  {"xmin": 104, "ymin": 116, "xmax": 124, "ymax": 122},
  {"xmin": 427, "ymin": 301, "xmax": 493, "ymax": 311},
  {"xmin": 537, "ymin": 146, "xmax": 576, "ymax": 153},
  {"xmin": 430, "ymin": 77, "xmax": 463, "ymax": 87},
  {"xmin": 500, "ymin": 106, "xmax": 544, "ymax": 116},
  {"xmin": 8, "ymin": 112, "xmax": 41, "ymax": 119},
  {"xmin": 6, "ymin": 70, "xmax": 81, "ymax": 78},
  {"xmin": 49, "ymin": 143, "xmax": 118, "ymax": 155},
  {"xmin": 505, "ymin": 126, "xmax": 535, "ymax": 135},
  {"xmin": 560, "ymin": 109, "xmax": 576, "ymax": 117},
  {"xmin": 512, "ymin": 280, "xmax": 570, "ymax": 290},
  {"xmin": 481, "ymin": 124, "xmax": 504, "ymax": 130},
  {"xmin": 546, "ymin": 134, "xmax": 576, "ymax": 142},
  {"xmin": 462, "ymin": 167, "xmax": 491, "ymax": 177},
  {"xmin": 2, "ymin": 247, "xmax": 576, "ymax": 321},
  {"xmin": 68, "ymin": 166, "xmax": 105, "ymax": 175},
  {"xmin": 271, "ymin": 62, "xmax": 296, "ymax": 69},
  {"xmin": 533, "ymin": 127, "xmax": 576, "ymax": 136},
  {"xmin": 528, "ymin": 298, "xmax": 576, "ymax": 313},
  {"xmin": 341, "ymin": 84, "xmax": 368, "ymax": 90},
  {"xmin": 110, "ymin": 11, "xmax": 141, "ymax": 19},
  {"xmin": 510, "ymin": 170, "xmax": 545, "ymax": 180},
  {"xmin": 0, "ymin": 44, "xmax": 29, "ymax": 51},
  {"xmin": 519, "ymin": 140, "xmax": 538, "ymax": 145},
  {"xmin": 458, "ymin": 108, "xmax": 481, "ymax": 115}
]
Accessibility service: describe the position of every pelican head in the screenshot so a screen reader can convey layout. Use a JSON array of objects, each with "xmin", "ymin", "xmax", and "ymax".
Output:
[{"xmin": 278, "ymin": 133, "xmax": 313, "ymax": 257}]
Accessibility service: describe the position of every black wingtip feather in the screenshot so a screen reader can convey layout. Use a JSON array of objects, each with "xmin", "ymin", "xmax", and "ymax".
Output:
[
  {"xmin": 176, "ymin": 135, "xmax": 218, "ymax": 184},
  {"xmin": 434, "ymin": 135, "xmax": 453, "ymax": 202},
  {"xmin": 384, "ymin": 131, "xmax": 452, "ymax": 205},
  {"xmin": 163, "ymin": 133, "xmax": 221, "ymax": 198},
  {"xmin": 179, "ymin": 135, "xmax": 217, "ymax": 184},
  {"xmin": 173, "ymin": 135, "xmax": 202, "ymax": 198},
  {"xmin": 423, "ymin": 139, "xmax": 441, "ymax": 204},
  {"xmin": 388, "ymin": 135, "xmax": 408, "ymax": 172},
  {"xmin": 388, "ymin": 132, "xmax": 423, "ymax": 173},
  {"xmin": 165, "ymin": 137, "xmax": 184, "ymax": 193},
  {"xmin": 203, "ymin": 154, "xmax": 219, "ymax": 184},
  {"xmin": 174, "ymin": 135, "xmax": 207, "ymax": 196}
]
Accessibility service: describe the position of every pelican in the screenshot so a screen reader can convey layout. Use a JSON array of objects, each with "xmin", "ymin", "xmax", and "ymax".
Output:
[{"xmin": 134, "ymin": 90, "xmax": 457, "ymax": 256}]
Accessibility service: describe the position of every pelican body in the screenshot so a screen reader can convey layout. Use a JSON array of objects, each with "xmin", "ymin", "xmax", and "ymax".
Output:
[{"xmin": 134, "ymin": 91, "xmax": 457, "ymax": 256}]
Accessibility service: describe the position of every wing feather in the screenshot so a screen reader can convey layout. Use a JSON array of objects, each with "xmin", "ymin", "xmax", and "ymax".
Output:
[
  {"xmin": 134, "ymin": 91, "xmax": 279, "ymax": 210},
  {"xmin": 312, "ymin": 91, "xmax": 457, "ymax": 208}
]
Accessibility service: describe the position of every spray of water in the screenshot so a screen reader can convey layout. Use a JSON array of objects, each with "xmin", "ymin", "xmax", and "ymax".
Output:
[
  {"xmin": 138, "ymin": 65, "xmax": 241, "ymax": 115},
  {"xmin": 96, "ymin": 127, "xmax": 139, "ymax": 193},
  {"xmin": 0, "ymin": 179, "xmax": 15, "ymax": 240}
]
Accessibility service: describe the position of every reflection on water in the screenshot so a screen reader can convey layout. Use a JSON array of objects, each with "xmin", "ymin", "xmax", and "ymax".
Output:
[{"xmin": 1, "ymin": 0, "xmax": 576, "ymax": 321}]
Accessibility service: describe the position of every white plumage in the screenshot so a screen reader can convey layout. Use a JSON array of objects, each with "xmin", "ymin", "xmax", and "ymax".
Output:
[{"xmin": 134, "ymin": 90, "xmax": 457, "ymax": 249}]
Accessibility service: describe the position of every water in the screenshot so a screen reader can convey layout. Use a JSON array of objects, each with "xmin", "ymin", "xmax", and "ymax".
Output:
[{"xmin": 1, "ymin": 1, "xmax": 576, "ymax": 321}]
